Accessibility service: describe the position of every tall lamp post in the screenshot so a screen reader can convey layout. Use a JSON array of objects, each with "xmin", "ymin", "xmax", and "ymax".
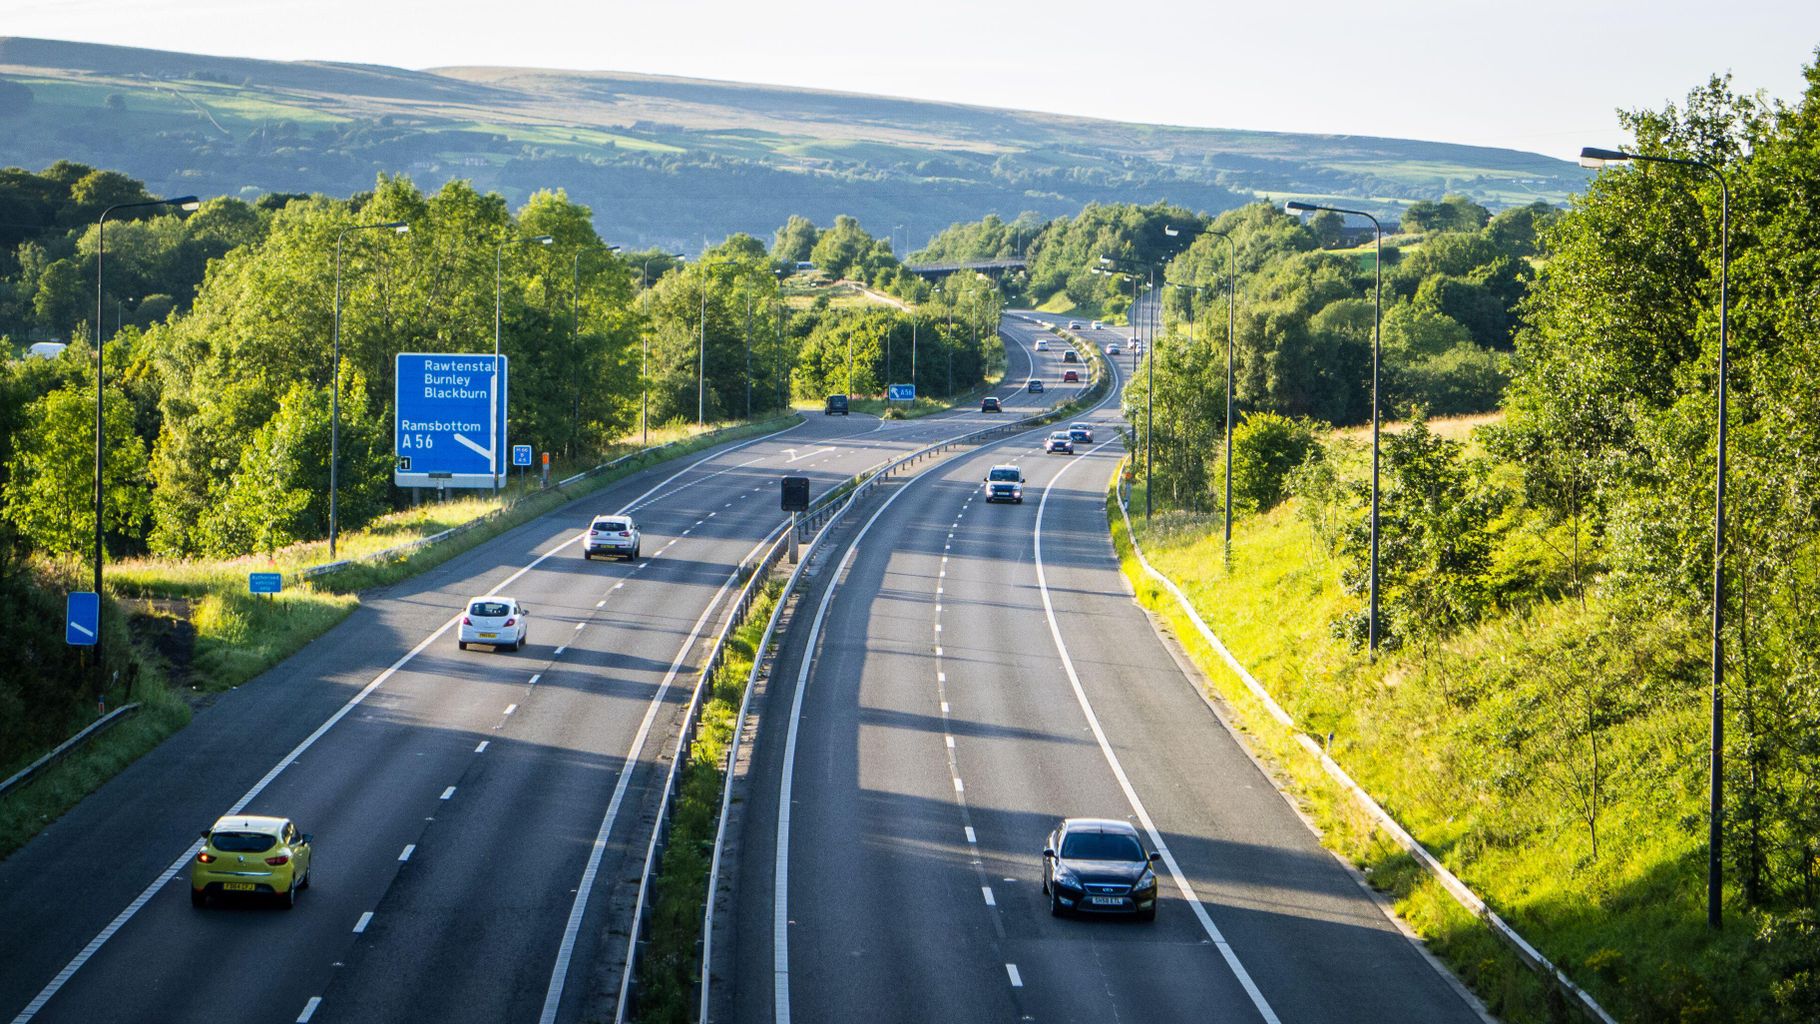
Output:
[
  {"xmin": 1286, "ymin": 200, "xmax": 1383, "ymax": 653},
  {"xmin": 331, "ymin": 218, "xmax": 409, "ymax": 558},
  {"xmin": 495, "ymin": 233, "xmax": 555, "ymax": 491},
  {"xmin": 1581, "ymin": 144, "xmax": 1731, "ymax": 930},
  {"xmin": 774, "ymin": 269, "xmax": 789, "ymax": 411},
  {"xmin": 93, "ymin": 194, "xmax": 198, "ymax": 668},
  {"xmin": 1169, "ymin": 224, "xmax": 1241, "ymax": 557},
  {"xmin": 639, "ymin": 253, "xmax": 685, "ymax": 446},
  {"xmin": 1101, "ymin": 254, "xmax": 1160, "ymax": 517}
]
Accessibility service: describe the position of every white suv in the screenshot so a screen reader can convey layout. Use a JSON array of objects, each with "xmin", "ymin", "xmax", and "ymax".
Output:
[
  {"xmin": 584, "ymin": 515, "xmax": 640, "ymax": 560},
  {"xmin": 459, "ymin": 597, "xmax": 529, "ymax": 651}
]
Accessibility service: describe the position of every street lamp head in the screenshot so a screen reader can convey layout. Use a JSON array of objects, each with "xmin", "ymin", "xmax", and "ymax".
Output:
[
  {"xmin": 1580, "ymin": 146, "xmax": 1632, "ymax": 170},
  {"xmin": 606, "ymin": 244, "xmax": 622, "ymax": 252},
  {"xmin": 532, "ymin": 235, "xmax": 555, "ymax": 245},
  {"xmin": 173, "ymin": 196, "xmax": 202, "ymax": 212},
  {"xmin": 389, "ymin": 222, "xmax": 410, "ymax": 234},
  {"xmin": 1284, "ymin": 200, "xmax": 1317, "ymax": 213},
  {"xmin": 1164, "ymin": 226, "xmax": 1180, "ymax": 237}
]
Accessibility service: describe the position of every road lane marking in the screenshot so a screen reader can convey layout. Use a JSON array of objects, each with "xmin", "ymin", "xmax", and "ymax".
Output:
[
  {"xmin": 297, "ymin": 997, "xmax": 322, "ymax": 1022},
  {"xmin": 965, "ymin": 826, "xmax": 976, "ymax": 843},
  {"xmin": 7, "ymin": 421, "xmax": 810, "ymax": 1024},
  {"xmin": 1006, "ymin": 965, "xmax": 1022, "ymax": 988},
  {"xmin": 354, "ymin": 912, "xmax": 373, "ymax": 933},
  {"xmin": 574, "ymin": 622, "xmax": 586, "ymax": 631},
  {"xmin": 953, "ymin": 778, "xmax": 964, "ymax": 792},
  {"xmin": 941, "ymin": 702, "xmax": 949, "ymax": 713},
  {"xmin": 399, "ymin": 844, "xmax": 415, "ymax": 861},
  {"xmin": 546, "ymin": 534, "xmax": 766, "ymax": 1024},
  {"xmin": 1033, "ymin": 436, "xmax": 1282, "ymax": 1024},
  {"xmin": 529, "ymin": 674, "xmax": 541, "ymax": 685},
  {"xmin": 982, "ymin": 887, "xmax": 996, "ymax": 907},
  {"xmin": 946, "ymin": 736, "xmax": 955, "ymax": 748},
  {"xmin": 597, "ymin": 600, "xmax": 606, "ymax": 608},
  {"xmin": 440, "ymin": 786, "xmax": 456, "ymax": 800},
  {"xmin": 474, "ymin": 741, "xmax": 489, "ymax": 753},
  {"xmin": 505, "ymin": 704, "xmax": 518, "ymax": 715},
  {"xmin": 554, "ymin": 646, "xmax": 566, "ymax": 656}
]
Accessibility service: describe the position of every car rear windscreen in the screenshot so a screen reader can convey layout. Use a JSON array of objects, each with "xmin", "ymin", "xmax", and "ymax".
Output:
[
  {"xmin": 593, "ymin": 520, "xmax": 627, "ymax": 531},
  {"xmin": 470, "ymin": 601, "xmax": 511, "ymax": 617},
  {"xmin": 1061, "ymin": 832, "xmax": 1144, "ymax": 861},
  {"xmin": 211, "ymin": 831, "xmax": 278, "ymax": 853}
]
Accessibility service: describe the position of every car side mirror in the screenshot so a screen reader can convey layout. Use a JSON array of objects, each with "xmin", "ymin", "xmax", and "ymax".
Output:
[
  {"xmin": 1149, "ymin": 852, "xmax": 1162, "ymax": 864},
  {"xmin": 199, "ymin": 829, "xmax": 210, "ymax": 841},
  {"xmin": 301, "ymin": 833, "xmax": 313, "ymax": 845},
  {"xmin": 1042, "ymin": 848, "xmax": 1056, "ymax": 859},
  {"xmin": 1019, "ymin": 475, "xmax": 1027, "ymax": 483}
]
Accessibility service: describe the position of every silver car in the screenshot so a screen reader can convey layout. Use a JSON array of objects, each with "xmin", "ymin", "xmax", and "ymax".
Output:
[{"xmin": 584, "ymin": 515, "xmax": 640, "ymax": 560}]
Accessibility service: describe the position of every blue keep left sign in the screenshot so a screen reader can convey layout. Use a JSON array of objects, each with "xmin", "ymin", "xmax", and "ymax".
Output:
[{"xmin": 66, "ymin": 591, "xmax": 99, "ymax": 646}]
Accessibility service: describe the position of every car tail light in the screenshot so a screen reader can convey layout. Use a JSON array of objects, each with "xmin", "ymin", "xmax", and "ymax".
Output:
[
  {"xmin": 620, "ymin": 531, "xmax": 631, "ymax": 537},
  {"xmin": 588, "ymin": 529, "xmax": 599, "ymax": 537},
  {"xmin": 265, "ymin": 854, "xmax": 290, "ymax": 866},
  {"xmin": 196, "ymin": 852, "xmax": 215, "ymax": 863},
  {"xmin": 462, "ymin": 616, "xmax": 471, "ymax": 625},
  {"xmin": 503, "ymin": 617, "xmax": 516, "ymax": 627}
]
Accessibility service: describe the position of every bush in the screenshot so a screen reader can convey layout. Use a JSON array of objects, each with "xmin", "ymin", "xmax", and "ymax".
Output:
[{"xmin": 1229, "ymin": 413, "xmax": 1322, "ymax": 514}]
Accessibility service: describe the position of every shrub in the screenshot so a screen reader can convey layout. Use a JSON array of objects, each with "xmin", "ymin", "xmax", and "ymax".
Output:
[{"xmin": 1229, "ymin": 413, "xmax": 1322, "ymax": 514}]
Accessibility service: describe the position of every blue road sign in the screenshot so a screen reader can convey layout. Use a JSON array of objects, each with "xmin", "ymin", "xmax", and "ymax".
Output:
[
  {"xmin": 394, "ymin": 353, "xmax": 509, "ymax": 489},
  {"xmin": 887, "ymin": 383, "xmax": 916, "ymax": 402},
  {"xmin": 249, "ymin": 572, "xmax": 282, "ymax": 595},
  {"xmin": 512, "ymin": 444, "xmax": 532, "ymax": 467},
  {"xmin": 66, "ymin": 591, "xmax": 99, "ymax": 646}
]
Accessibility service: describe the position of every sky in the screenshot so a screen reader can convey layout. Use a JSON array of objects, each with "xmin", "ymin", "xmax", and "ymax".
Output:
[{"xmin": 6, "ymin": 0, "xmax": 1818, "ymax": 159}]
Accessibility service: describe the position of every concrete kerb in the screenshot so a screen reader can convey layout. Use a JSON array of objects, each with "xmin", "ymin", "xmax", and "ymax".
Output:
[{"xmin": 1112, "ymin": 484, "xmax": 1618, "ymax": 1024}]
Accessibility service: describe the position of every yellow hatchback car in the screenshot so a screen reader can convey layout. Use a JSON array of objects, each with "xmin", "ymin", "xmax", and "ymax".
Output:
[{"xmin": 191, "ymin": 815, "xmax": 313, "ymax": 908}]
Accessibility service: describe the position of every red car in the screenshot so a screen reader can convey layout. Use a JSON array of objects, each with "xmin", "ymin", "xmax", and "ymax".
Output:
[{"xmin": 1062, "ymin": 369, "xmax": 1080, "ymax": 383}]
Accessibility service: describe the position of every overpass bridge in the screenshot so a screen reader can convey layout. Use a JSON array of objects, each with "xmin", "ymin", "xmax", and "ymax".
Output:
[{"xmin": 902, "ymin": 257, "xmax": 1027, "ymax": 280}]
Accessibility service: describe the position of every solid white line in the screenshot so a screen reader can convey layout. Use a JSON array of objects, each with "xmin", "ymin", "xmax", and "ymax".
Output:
[
  {"xmin": 354, "ymin": 911, "xmax": 373, "ymax": 933},
  {"xmin": 541, "ymin": 539, "xmax": 759, "ymax": 1024},
  {"xmin": 399, "ymin": 844, "xmax": 415, "ymax": 861},
  {"xmin": 774, "ymin": 469, "xmax": 929, "ymax": 1024},
  {"xmin": 982, "ymin": 886, "xmax": 996, "ymax": 907},
  {"xmin": 965, "ymin": 826, "xmax": 976, "ymax": 843},
  {"xmin": 1033, "ymin": 441, "xmax": 1282, "ymax": 1024},
  {"xmin": 1006, "ymin": 964, "xmax": 1023, "ymax": 988},
  {"xmin": 9, "ymin": 422, "xmax": 804, "ymax": 1024},
  {"xmin": 297, "ymin": 997, "xmax": 322, "ymax": 1022},
  {"xmin": 440, "ymin": 786, "xmax": 456, "ymax": 800},
  {"xmin": 474, "ymin": 741, "xmax": 489, "ymax": 753}
]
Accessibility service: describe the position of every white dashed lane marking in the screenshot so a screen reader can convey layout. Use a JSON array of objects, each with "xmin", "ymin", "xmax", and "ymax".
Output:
[
  {"xmin": 440, "ymin": 786, "xmax": 456, "ymax": 800},
  {"xmin": 354, "ymin": 912, "xmax": 373, "ymax": 933},
  {"xmin": 297, "ymin": 997, "xmax": 322, "ymax": 1022},
  {"xmin": 982, "ymin": 887, "xmax": 996, "ymax": 907},
  {"xmin": 474, "ymin": 741, "xmax": 489, "ymax": 753},
  {"xmin": 399, "ymin": 844, "xmax": 414, "ymax": 861},
  {"xmin": 1006, "ymin": 965, "xmax": 1023, "ymax": 988}
]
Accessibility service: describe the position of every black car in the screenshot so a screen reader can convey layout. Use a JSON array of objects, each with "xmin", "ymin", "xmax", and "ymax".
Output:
[
  {"xmin": 1042, "ymin": 818, "xmax": 1160, "ymax": 920},
  {"xmin": 1062, "ymin": 350, "xmax": 1080, "ymax": 364},
  {"xmin": 824, "ymin": 394, "xmax": 849, "ymax": 415},
  {"xmin": 981, "ymin": 396, "xmax": 1002, "ymax": 413}
]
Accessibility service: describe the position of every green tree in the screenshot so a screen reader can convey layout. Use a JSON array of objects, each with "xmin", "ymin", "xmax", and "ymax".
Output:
[
  {"xmin": 3, "ymin": 381, "xmax": 149, "ymax": 558},
  {"xmin": 1228, "ymin": 413, "xmax": 1320, "ymax": 514},
  {"xmin": 773, "ymin": 215, "xmax": 820, "ymax": 263}
]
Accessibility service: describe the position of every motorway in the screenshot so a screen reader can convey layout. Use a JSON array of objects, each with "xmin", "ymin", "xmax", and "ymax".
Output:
[
  {"xmin": 0, "ymin": 327, "xmax": 1065, "ymax": 1024},
  {"xmin": 726, "ymin": 311, "xmax": 1489, "ymax": 1022}
]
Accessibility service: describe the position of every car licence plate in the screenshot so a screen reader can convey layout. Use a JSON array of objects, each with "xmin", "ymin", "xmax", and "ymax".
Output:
[
  {"xmin": 479, "ymin": 632, "xmax": 497, "ymax": 638},
  {"xmin": 1087, "ymin": 895, "xmax": 1123, "ymax": 906},
  {"xmin": 223, "ymin": 882, "xmax": 257, "ymax": 892}
]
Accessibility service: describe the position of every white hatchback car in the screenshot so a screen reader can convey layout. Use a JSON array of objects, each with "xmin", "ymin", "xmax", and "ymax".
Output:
[
  {"xmin": 584, "ymin": 515, "xmax": 640, "ymax": 560},
  {"xmin": 459, "ymin": 597, "xmax": 530, "ymax": 651},
  {"xmin": 1034, "ymin": 339, "xmax": 1049, "ymax": 351}
]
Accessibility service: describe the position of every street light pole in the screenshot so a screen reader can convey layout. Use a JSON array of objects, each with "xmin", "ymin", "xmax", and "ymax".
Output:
[
  {"xmin": 92, "ymin": 194, "xmax": 197, "ymax": 671},
  {"xmin": 496, "ymin": 233, "xmax": 555, "ymax": 492},
  {"xmin": 1287, "ymin": 200, "xmax": 1382, "ymax": 652},
  {"xmin": 1581, "ymin": 145, "xmax": 1732, "ymax": 930},
  {"xmin": 332, "ymin": 219, "xmax": 408, "ymax": 559}
]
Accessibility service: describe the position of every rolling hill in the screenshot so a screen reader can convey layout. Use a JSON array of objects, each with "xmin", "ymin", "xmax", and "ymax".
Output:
[{"xmin": 0, "ymin": 36, "xmax": 1588, "ymax": 251}]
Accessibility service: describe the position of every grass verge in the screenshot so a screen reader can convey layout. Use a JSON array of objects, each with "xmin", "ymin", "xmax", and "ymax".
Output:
[
  {"xmin": 1105, "ymin": 482, "xmax": 1560, "ymax": 1021},
  {"xmin": 0, "ymin": 416, "xmax": 800, "ymax": 861},
  {"xmin": 636, "ymin": 577, "xmax": 785, "ymax": 1023}
]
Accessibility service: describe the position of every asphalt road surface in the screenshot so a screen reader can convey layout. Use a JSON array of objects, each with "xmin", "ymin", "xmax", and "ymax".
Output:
[
  {"xmin": 0, "ymin": 326, "xmax": 1065, "ymax": 1024},
  {"xmin": 728, "ymin": 312, "xmax": 1489, "ymax": 1023}
]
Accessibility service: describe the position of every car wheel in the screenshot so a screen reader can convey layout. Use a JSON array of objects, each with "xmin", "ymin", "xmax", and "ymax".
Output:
[
  {"xmin": 299, "ymin": 866, "xmax": 311, "ymax": 890},
  {"xmin": 1138, "ymin": 905, "xmax": 1156, "ymax": 922},
  {"xmin": 583, "ymin": 551, "xmax": 592, "ymax": 560},
  {"xmin": 514, "ymin": 632, "xmax": 526, "ymax": 652},
  {"xmin": 190, "ymin": 888, "xmax": 206, "ymax": 908},
  {"xmin": 281, "ymin": 880, "xmax": 297, "ymax": 909},
  {"xmin": 458, "ymin": 641, "xmax": 468, "ymax": 651},
  {"xmin": 1016, "ymin": 498, "xmax": 1024, "ymax": 504}
]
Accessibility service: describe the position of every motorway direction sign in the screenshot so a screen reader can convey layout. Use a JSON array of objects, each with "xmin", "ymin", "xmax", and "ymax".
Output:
[
  {"xmin": 887, "ymin": 383, "xmax": 916, "ymax": 402},
  {"xmin": 512, "ymin": 444, "xmax": 533, "ymax": 467},
  {"xmin": 248, "ymin": 572, "xmax": 282, "ymax": 594},
  {"xmin": 394, "ymin": 353, "xmax": 509, "ymax": 489},
  {"xmin": 66, "ymin": 591, "xmax": 98, "ymax": 646}
]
